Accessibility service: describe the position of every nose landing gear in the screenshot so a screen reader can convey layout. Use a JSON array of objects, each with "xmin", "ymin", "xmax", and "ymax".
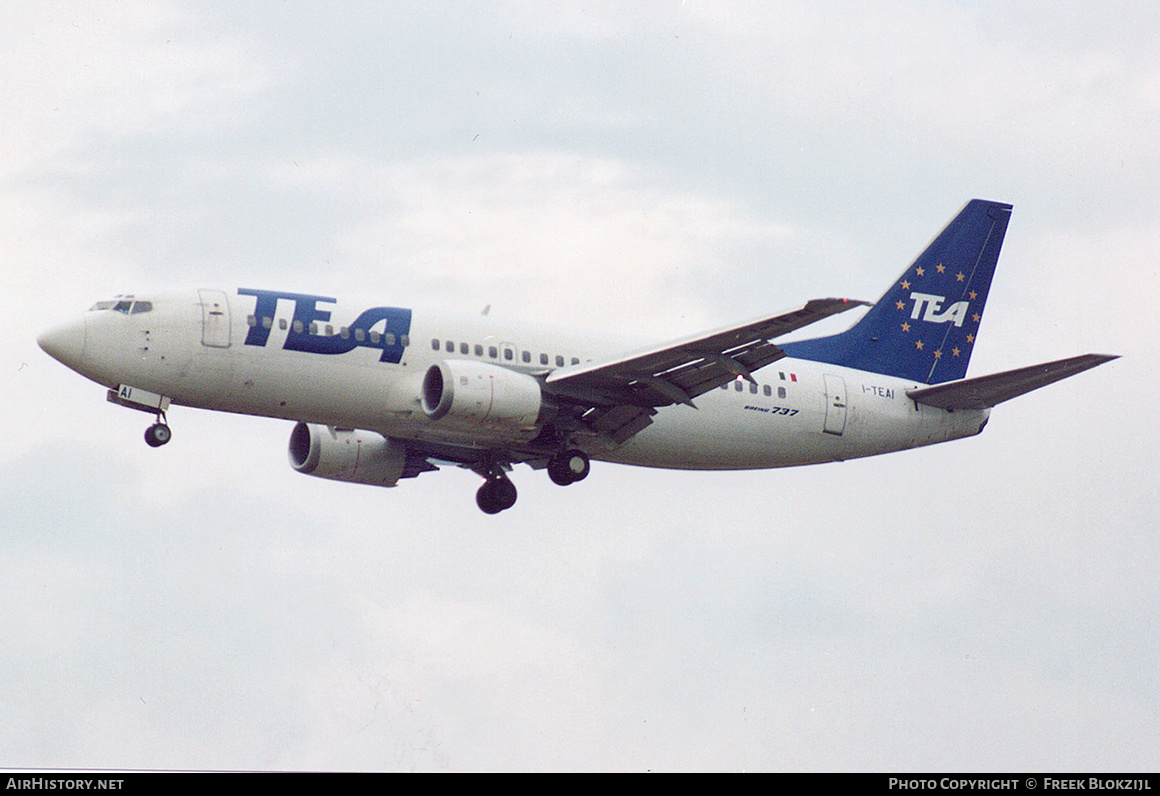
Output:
[
  {"xmin": 144, "ymin": 409, "xmax": 171, "ymax": 448},
  {"xmin": 106, "ymin": 385, "xmax": 173, "ymax": 448},
  {"xmin": 144, "ymin": 422, "xmax": 171, "ymax": 447}
]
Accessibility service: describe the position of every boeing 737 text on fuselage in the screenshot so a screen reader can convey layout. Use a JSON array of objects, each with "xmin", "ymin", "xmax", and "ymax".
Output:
[{"xmin": 38, "ymin": 200, "xmax": 1116, "ymax": 513}]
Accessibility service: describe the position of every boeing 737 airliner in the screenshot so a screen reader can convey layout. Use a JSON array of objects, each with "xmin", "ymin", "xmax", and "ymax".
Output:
[{"xmin": 38, "ymin": 200, "xmax": 1115, "ymax": 513}]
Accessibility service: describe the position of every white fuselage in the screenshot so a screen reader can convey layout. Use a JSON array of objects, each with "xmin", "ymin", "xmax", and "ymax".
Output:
[{"xmin": 48, "ymin": 289, "xmax": 989, "ymax": 470}]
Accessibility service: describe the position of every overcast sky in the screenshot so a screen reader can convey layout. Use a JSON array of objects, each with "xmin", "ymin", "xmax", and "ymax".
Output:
[{"xmin": 3, "ymin": 1, "xmax": 1156, "ymax": 772}]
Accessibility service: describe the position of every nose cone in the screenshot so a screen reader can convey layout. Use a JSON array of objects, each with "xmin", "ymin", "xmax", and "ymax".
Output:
[{"xmin": 38, "ymin": 317, "xmax": 87, "ymax": 370}]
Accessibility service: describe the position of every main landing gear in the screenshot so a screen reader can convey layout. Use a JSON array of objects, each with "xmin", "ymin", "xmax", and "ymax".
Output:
[
  {"xmin": 476, "ymin": 473, "xmax": 518, "ymax": 515},
  {"xmin": 548, "ymin": 449, "xmax": 590, "ymax": 486},
  {"xmin": 474, "ymin": 449, "xmax": 591, "ymax": 514}
]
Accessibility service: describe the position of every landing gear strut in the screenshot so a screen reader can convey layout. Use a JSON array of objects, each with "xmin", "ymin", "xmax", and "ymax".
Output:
[
  {"xmin": 476, "ymin": 474, "xmax": 517, "ymax": 515},
  {"xmin": 548, "ymin": 449, "xmax": 589, "ymax": 486}
]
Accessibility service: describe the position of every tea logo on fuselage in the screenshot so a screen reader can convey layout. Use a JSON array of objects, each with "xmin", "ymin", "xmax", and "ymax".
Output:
[{"xmin": 238, "ymin": 288, "xmax": 412, "ymax": 364}]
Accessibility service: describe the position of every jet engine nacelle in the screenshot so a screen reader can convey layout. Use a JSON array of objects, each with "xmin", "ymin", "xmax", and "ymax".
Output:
[
  {"xmin": 288, "ymin": 422, "xmax": 406, "ymax": 487},
  {"xmin": 421, "ymin": 359, "xmax": 552, "ymax": 431}
]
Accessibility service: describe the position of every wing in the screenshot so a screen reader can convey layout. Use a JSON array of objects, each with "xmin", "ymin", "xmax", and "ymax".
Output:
[
  {"xmin": 544, "ymin": 297, "xmax": 869, "ymax": 444},
  {"xmin": 907, "ymin": 353, "xmax": 1118, "ymax": 410}
]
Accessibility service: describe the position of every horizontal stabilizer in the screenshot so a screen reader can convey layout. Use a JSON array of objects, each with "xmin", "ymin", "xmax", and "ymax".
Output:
[{"xmin": 907, "ymin": 354, "xmax": 1118, "ymax": 410}]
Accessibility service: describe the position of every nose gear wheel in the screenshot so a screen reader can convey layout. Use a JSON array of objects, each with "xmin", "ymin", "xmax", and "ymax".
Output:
[{"xmin": 144, "ymin": 409, "xmax": 172, "ymax": 448}]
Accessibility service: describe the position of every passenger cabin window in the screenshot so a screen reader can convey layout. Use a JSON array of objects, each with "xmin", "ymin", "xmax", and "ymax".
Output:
[
  {"xmin": 460, "ymin": 343, "xmax": 469, "ymax": 355},
  {"xmin": 474, "ymin": 344, "xmax": 483, "ymax": 356},
  {"xmin": 489, "ymin": 346, "xmax": 498, "ymax": 358},
  {"xmin": 522, "ymin": 351, "xmax": 531, "ymax": 363},
  {"xmin": 778, "ymin": 387, "xmax": 787, "ymax": 399},
  {"xmin": 540, "ymin": 353, "xmax": 549, "ymax": 365},
  {"xmin": 432, "ymin": 339, "xmax": 440, "ymax": 351}
]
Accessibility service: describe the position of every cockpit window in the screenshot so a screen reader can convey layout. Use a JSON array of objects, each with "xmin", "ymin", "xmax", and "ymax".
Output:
[{"xmin": 88, "ymin": 295, "xmax": 152, "ymax": 314}]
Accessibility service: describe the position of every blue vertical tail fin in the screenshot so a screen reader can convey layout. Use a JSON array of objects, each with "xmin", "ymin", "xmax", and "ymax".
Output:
[{"xmin": 781, "ymin": 199, "xmax": 1013, "ymax": 384}]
